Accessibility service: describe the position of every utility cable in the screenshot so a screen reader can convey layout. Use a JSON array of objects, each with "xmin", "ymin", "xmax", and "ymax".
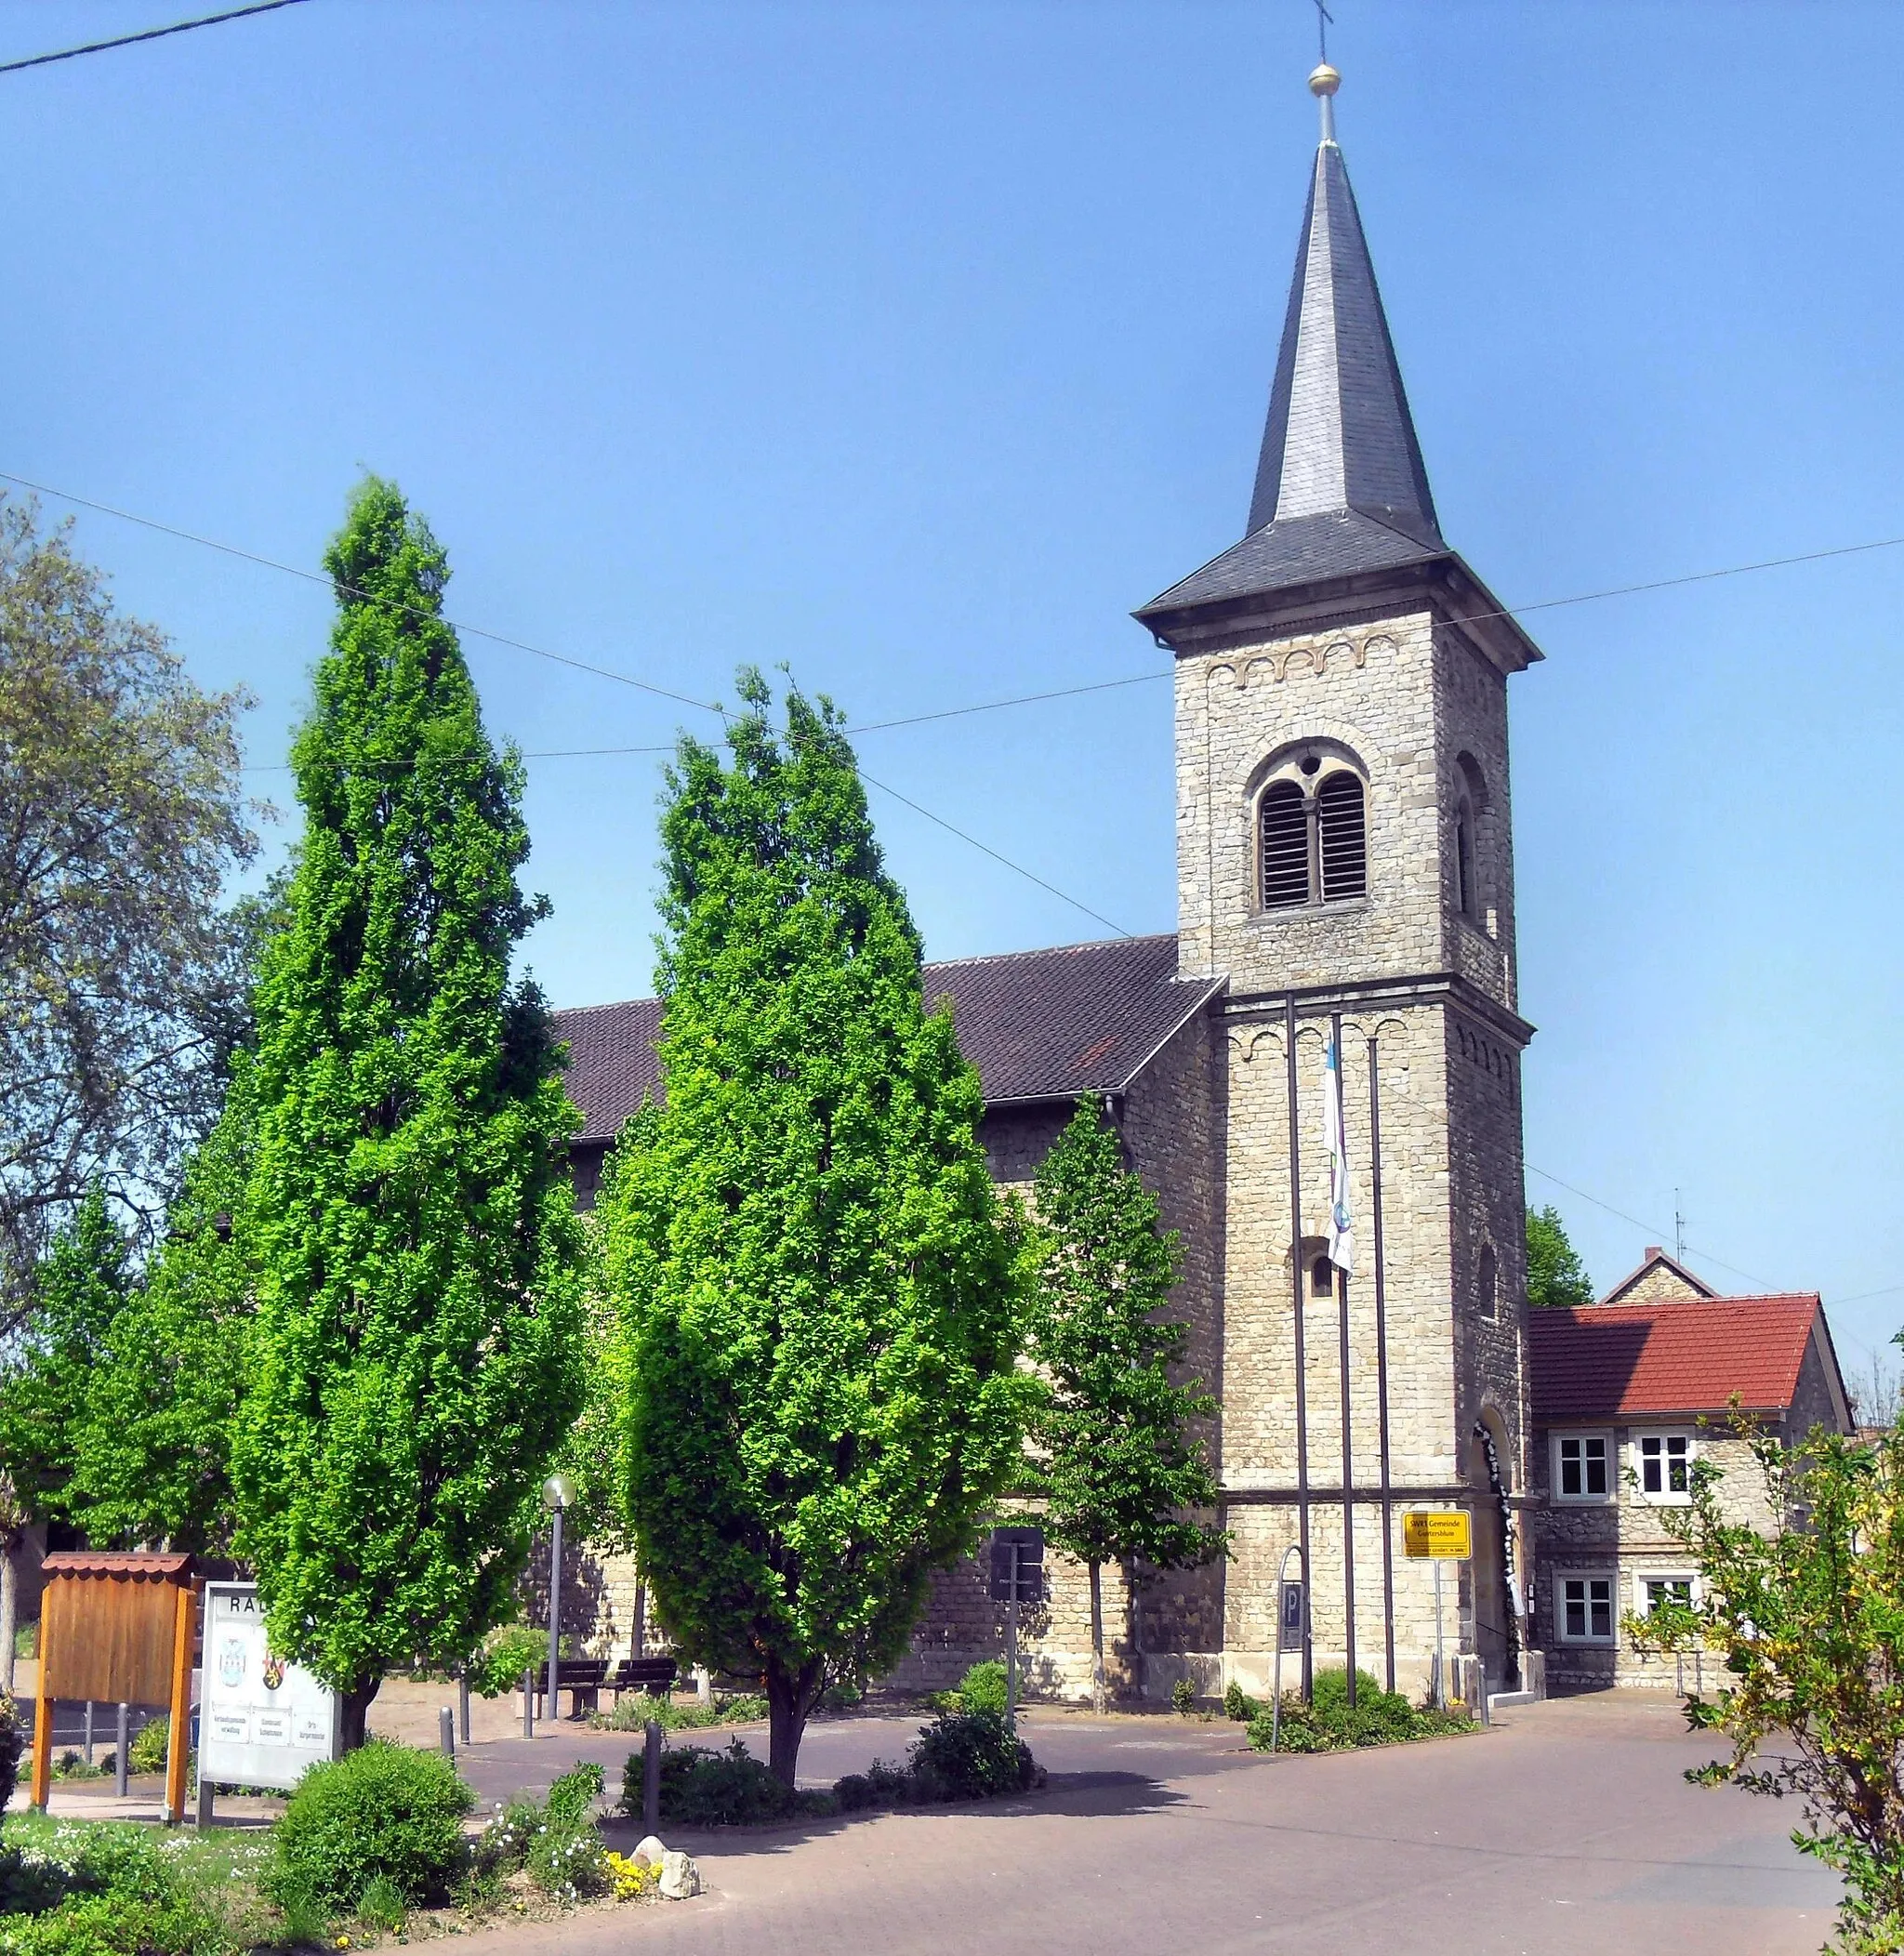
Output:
[
  {"xmin": 1527, "ymin": 1162, "xmax": 1779, "ymax": 1293},
  {"xmin": 0, "ymin": 470, "xmax": 722, "ymax": 716},
  {"xmin": 0, "ymin": 0, "xmax": 310, "ymax": 76}
]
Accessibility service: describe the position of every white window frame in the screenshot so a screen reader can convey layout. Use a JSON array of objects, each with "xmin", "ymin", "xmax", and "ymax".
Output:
[
  {"xmin": 1633, "ymin": 1571, "xmax": 1699, "ymax": 1618},
  {"xmin": 1555, "ymin": 1569, "xmax": 1618, "ymax": 1645},
  {"xmin": 1550, "ymin": 1430, "xmax": 1615, "ymax": 1504},
  {"xmin": 1631, "ymin": 1430, "xmax": 1697, "ymax": 1505}
]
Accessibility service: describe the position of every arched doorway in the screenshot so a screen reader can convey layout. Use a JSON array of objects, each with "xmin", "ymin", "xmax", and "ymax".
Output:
[{"xmin": 1467, "ymin": 1414, "xmax": 1517, "ymax": 1687}]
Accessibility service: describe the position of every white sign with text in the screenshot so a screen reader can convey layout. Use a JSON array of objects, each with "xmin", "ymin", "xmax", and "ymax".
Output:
[{"xmin": 198, "ymin": 1583, "xmax": 337, "ymax": 1791}]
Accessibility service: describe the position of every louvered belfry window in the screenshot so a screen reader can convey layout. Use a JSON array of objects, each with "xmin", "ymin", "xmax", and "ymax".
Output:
[
  {"xmin": 1316, "ymin": 772, "xmax": 1368, "ymax": 901},
  {"xmin": 1259, "ymin": 780, "xmax": 1309, "ymax": 909}
]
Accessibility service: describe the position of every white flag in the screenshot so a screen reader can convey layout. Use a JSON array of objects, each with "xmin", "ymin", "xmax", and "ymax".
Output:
[{"xmin": 1321, "ymin": 1035, "xmax": 1354, "ymax": 1274}]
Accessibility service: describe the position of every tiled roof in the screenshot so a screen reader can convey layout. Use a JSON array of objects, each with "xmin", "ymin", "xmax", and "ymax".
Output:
[
  {"xmin": 1527, "ymin": 1296, "xmax": 1823, "ymax": 1422},
  {"xmin": 554, "ymin": 933, "xmax": 1211, "ymax": 1144},
  {"xmin": 42, "ymin": 1551, "xmax": 193, "ymax": 1580}
]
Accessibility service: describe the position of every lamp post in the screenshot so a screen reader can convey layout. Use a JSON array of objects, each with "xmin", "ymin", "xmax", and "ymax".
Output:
[{"xmin": 541, "ymin": 1474, "xmax": 575, "ymax": 1728}]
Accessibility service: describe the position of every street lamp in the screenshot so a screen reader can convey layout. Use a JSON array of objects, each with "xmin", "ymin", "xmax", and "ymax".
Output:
[{"xmin": 541, "ymin": 1474, "xmax": 575, "ymax": 1731}]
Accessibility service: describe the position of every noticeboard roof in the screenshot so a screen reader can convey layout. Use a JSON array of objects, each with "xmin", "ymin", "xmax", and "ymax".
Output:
[{"xmin": 42, "ymin": 1552, "xmax": 192, "ymax": 1582}]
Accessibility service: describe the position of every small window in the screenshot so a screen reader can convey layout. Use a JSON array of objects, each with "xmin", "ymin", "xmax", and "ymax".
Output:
[
  {"xmin": 1559, "ymin": 1574, "xmax": 1615, "ymax": 1643},
  {"xmin": 1260, "ymin": 780, "xmax": 1309, "ymax": 910},
  {"xmin": 1310, "ymin": 1255, "xmax": 1334, "ymax": 1298},
  {"xmin": 1554, "ymin": 1433, "xmax": 1611, "ymax": 1501},
  {"xmin": 1636, "ymin": 1433, "xmax": 1694, "ymax": 1501},
  {"xmin": 1639, "ymin": 1575, "xmax": 1695, "ymax": 1618},
  {"xmin": 1316, "ymin": 772, "xmax": 1367, "ymax": 902},
  {"xmin": 1477, "ymin": 1243, "xmax": 1497, "ymax": 1320}
]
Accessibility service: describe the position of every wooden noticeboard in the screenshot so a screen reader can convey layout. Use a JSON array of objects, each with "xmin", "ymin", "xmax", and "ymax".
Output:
[
  {"xmin": 31, "ymin": 1553, "xmax": 198, "ymax": 1822},
  {"xmin": 1402, "ymin": 1511, "xmax": 1473, "ymax": 1561}
]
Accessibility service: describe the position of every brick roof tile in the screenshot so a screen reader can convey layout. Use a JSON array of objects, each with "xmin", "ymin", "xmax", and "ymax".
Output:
[
  {"xmin": 1527, "ymin": 1296, "xmax": 1821, "ymax": 1422},
  {"xmin": 556, "ymin": 933, "xmax": 1209, "ymax": 1144}
]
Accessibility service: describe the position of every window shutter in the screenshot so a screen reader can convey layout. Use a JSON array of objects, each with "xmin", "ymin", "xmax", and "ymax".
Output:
[
  {"xmin": 1260, "ymin": 780, "xmax": 1309, "ymax": 908},
  {"xmin": 1316, "ymin": 773, "xmax": 1367, "ymax": 901}
]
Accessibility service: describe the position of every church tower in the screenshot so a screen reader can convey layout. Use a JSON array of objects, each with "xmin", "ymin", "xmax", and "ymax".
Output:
[{"xmin": 1136, "ymin": 59, "xmax": 1540, "ymax": 1692}]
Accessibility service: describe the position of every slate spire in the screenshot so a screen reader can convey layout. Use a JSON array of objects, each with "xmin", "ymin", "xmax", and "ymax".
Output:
[{"xmin": 1138, "ymin": 62, "xmax": 1450, "ymax": 621}]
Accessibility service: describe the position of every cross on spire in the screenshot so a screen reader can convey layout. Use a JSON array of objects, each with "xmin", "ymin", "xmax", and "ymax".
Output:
[{"xmin": 1314, "ymin": 0, "xmax": 1333, "ymax": 64}]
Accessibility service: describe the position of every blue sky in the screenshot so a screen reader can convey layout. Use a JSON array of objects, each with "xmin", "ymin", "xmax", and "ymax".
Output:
[{"xmin": 5, "ymin": 1, "xmax": 1900, "ymax": 1375}]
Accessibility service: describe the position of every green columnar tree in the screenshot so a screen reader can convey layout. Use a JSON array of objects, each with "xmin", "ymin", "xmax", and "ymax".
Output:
[
  {"xmin": 1026, "ymin": 1097, "xmax": 1227, "ymax": 1713},
  {"xmin": 66, "ymin": 1065, "xmax": 258, "ymax": 1553},
  {"xmin": 600, "ymin": 673, "xmax": 1030, "ymax": 1787},
  {"xmin": 0, "ymin": 1185, "xmax": 131, "ymax": 1527},
  {"xmin": 231, "ymin": 480, "xmax": 585, "ymax": 1748},
  {"xmin": 1526, "ymin": 1204, "xmax": 1595, "ymax": 1308}
]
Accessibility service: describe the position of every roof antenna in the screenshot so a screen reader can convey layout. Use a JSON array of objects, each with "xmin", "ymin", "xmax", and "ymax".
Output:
[
  {"xmin": 1674, "ymin": 1188, "xmax": 1686, "ymax": 1264},
  {"xmin": 1309, "ymin": 0, "xmax": 1340, "ymax": 144}
]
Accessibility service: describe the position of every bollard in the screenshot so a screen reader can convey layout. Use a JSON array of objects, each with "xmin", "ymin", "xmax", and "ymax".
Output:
[
  {"xmin": 641, "ymin": 1720, "xmax": 662, "ymax": 1831},
  {"xmin": 83, "ymin": 1701, "xmax": 94, "ymax": 1766},
  {"xmin": 522, "ymin": 1668, "xmax": 534, "ymax": 1739},
  {"xmin": 113, "ymin": 1704, "xmax": 128, "ymax": 1799},
  {"xmin": 439, "ymin": 1706, "xmax": 455, "ymax": 1760}
]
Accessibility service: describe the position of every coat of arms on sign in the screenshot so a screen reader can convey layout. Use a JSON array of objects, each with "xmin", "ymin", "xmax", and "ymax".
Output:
[
  {"xmin": 262, "ymin": 1657, "xmax": 285, "ymax": 1691},
  {"xmin": 218, "ymin": 1638, "xmax": 245, "ymax": 1688}
]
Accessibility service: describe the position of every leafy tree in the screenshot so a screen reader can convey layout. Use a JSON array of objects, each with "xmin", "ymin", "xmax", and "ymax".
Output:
[
  {"xmin": 0, "ymin": 496, "xmax": 258, "ymax": 1322},
  {"xmin": 230, "ymin": 480, "xmax": 585, "ymax": 1748},
  {"xmin": 601, "ymin": 673, "xmax": 1031, "ymax": 1787},
  {"xmin": 1025, "ymin": 1097, "xmax": 1227, "ymax": 1712},
  {"xmin": 1631, "ymin": 1406, "xmax": 1904, "ymax": 1953},
  {"xmin": 0, "ymin": 1186, "xmax": 132, "ymax": 1528},
  {"xmin": 65, "ymin": 1064, "xmax": 259, "ymax": 1553},
  {"xmin": 1526, "ymin": 1204, "xmax": 1595, "ymax": 1308}
]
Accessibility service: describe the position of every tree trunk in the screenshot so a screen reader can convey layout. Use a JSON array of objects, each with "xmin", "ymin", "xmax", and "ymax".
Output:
[
  {"xmin": 764, "ymin": 1658, "xmax": 821, "ymax": 1790},
  {"xmin": 338, "ymin": 1680, "xmax": 381, "ymax": 1752},
  {"xmin": 0, "ymin": 1541, "xmax": 17, "ymax": 1698},
  {"xmin": 1089, "ymin": 1560, "xmax": 1106, "ymax": 1715}
]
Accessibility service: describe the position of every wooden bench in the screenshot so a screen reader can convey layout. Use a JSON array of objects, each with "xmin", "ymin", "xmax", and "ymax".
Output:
[
  {"xmin": 611, "ymin": 1657, "xmax": 680, "ymax": 1701},
  {"xmin": 543, "ymin": 1657, "xmax": 610, "ymax": 1720}
]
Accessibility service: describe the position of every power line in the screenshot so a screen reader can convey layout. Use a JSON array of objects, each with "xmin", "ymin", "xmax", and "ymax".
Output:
[
  {"xmin": 1526, "ymin": 1163, "xmax": 1778, "ymax": 1292},
  {"xmin": 0, "ymin": 0, "xmax": 310, "ymax": 76},
  {"xmin": 0, "ymin": 470, "xmax": 723, "ymax": 717},
  {"xmin": 858, "ymin": 768, "xmax": 1132, "ymax": 939}
]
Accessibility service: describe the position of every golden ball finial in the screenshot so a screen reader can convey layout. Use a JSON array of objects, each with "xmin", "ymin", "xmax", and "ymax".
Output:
[{"xmin": 1308, "ymin": 61, "xmax": 1341, "ymax": 98}]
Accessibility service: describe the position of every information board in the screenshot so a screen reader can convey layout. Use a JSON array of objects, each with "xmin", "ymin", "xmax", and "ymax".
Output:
[
  {"xmin": 1402, "ymin": 1511, "xmax": 1473, "ymax": 1561},
  {"xmin": 198, "ymin": 1583, "xmax": 337, "ymax": 1791},
  {"xmin": 989, "ymin": 1526, "xmax": 1045, "ymax": 1605}
]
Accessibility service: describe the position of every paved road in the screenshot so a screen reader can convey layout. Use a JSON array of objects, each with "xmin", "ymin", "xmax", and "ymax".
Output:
[{"xmin": 458, "ymin": 1693, "xmax": 1840, "ymax": 1955}]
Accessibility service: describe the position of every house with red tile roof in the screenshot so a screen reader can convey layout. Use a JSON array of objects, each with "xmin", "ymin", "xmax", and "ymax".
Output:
[{"xmin": 1527, "ymin": 1283, "xmax": 1851, "ymax": 1688}]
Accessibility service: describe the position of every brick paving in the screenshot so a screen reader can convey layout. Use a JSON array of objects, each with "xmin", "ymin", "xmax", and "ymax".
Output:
[
  {"xmin": 456, "ymin": 1692, "xmax": 1840, "ymax": 1955},
  {"xmin": 26, "ymin": 1687, "xmax": 1842, "ymax": 1952}
]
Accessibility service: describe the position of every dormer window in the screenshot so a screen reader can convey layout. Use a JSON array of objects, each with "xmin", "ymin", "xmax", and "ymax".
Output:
[{"xmin": 1256, "ymin": 755, "xmax": 1368, "ymax": 911}]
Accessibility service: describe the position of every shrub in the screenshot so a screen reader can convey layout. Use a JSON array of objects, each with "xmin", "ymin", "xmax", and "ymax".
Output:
[
  {"xmin": 544, "ymin": 1760, "xmax": 603, "ymax": 1830},
  {"xmin": 1170, "ymin": 1678, "xmax": 1197, "ymax": 1716},
  {"xmin": 125, "ymin": 1717, "xmax": 171, "ymax": 1778},
  {"xmin": 1223, "ymin": 1681, "xmax": 1260, "ymax": 1722},
  {"xmin": 907, "ymin": 1710, "xmax": 1042, "ymax": 1804},
  {"xmin": 956, "ymin": 1661, "xmax": 1009, "ymax": 1718},
  {"xmin": 644, "ymin": 1739, "xmax": 794, "ymax": 1828},
  {"xmin": 0, "ymin": 1698, "xmax": 23, "ymax": 1816},
  {"xmin": 0, "ymin": 1890, "xmax": 220, "ymax": 1954},
  {"xmin": 267, "ymin": 1739, "xmax": 474, "ymax": 1910},
  {"xmin": 469, "ymin": 1627, "xmax": 548, "ymax": 1700},
  {"xmin": 1245, "ymin": 1669, "xmax": 1475, "ymax": 1754}
]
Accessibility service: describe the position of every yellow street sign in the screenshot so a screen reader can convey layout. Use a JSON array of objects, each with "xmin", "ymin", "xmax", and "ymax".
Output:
[{"xmin": 1403, "ymin": 1510, "xmax": 1472, "ymax": 1561}]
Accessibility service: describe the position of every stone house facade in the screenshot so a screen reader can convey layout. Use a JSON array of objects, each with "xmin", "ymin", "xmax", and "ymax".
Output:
[{"xmin": 1525, "ymin": 1262, "xmax": 1852, "ymax": 1689}]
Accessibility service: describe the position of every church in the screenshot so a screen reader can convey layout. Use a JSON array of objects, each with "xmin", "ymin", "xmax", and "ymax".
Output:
[{"xmin": 556, "ymin": 57, "xmax": 1542, "ymax": 1703}]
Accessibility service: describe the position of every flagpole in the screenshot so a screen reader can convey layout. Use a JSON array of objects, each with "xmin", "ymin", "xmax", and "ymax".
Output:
[
  {"xmin": 1330, "ymin": 1011, "xmax": 1356, "ymax": 1710},
  {"xmin": 1285, "ymin": 993, "xmax": 1312, "ymax": 1702},
  {"xmin": 1367, "ymin": 1032, "xmax": 1395, "ymax": 1695}
]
